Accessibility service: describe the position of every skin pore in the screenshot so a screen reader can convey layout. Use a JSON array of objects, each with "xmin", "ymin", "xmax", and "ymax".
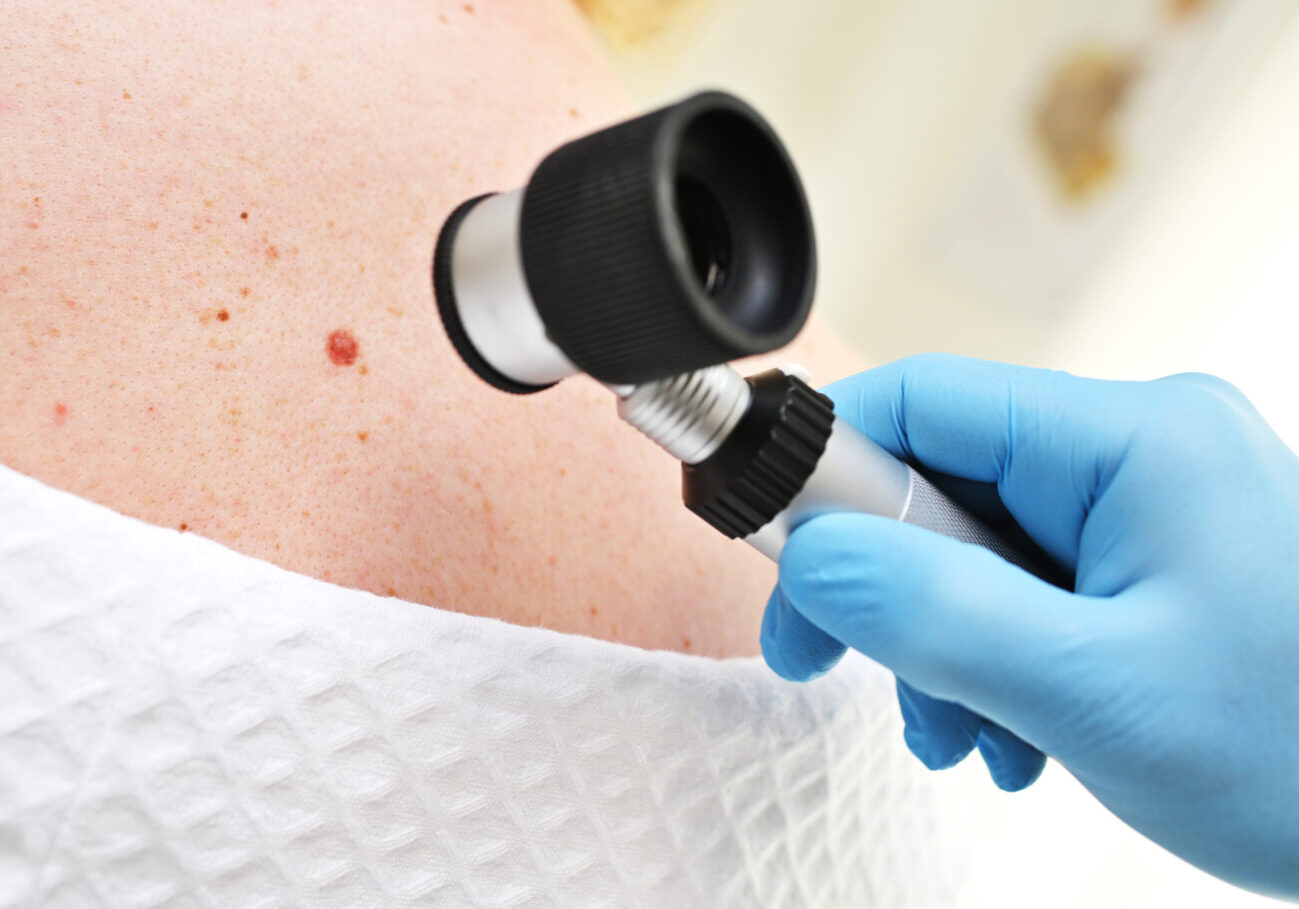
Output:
[{"xmin": 1, "ymin": 0, "xmax": 864, "ymax": 657}]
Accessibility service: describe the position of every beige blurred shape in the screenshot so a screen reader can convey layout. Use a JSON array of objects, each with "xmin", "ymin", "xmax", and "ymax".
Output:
[
  {"xmin": 1033, "ymin": 48, "xmax": 1137, "ymax": 201},
  {"xmin": 575, "ymin": 0, "xmax": 716, "ymax": 51}
]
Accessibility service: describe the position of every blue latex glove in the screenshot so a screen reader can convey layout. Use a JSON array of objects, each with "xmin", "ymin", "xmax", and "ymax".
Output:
[{"xmin": 760, "ymin": 354, "xmax": 1299, "ymax": 899}]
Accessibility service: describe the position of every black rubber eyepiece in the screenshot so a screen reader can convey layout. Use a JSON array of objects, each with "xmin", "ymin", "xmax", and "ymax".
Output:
[{"xmin": 519, "ymin": 91, "xmax": 816, "ymax": 385}]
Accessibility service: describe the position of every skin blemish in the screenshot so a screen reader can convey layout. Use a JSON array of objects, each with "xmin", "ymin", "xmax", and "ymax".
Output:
[
  {"xmin": 240, "ymin": 211, "xmax": 248, "ymax": 220},
  {"xmin": 265, "ymin": 245, "xmax": 280, "ymax": 260},
  {"xmin": 356, "ymin": 430, "xmax": 369, "ymax": 442},
  {"xmin": 122, "ymin": 90, "xmax": 131, "ymax": 100},
  {"xmin": 357, "ymin": 364, "xmax": 368, "ymax": 375},
  {"xmin": 683, "ymin": 638, "xmax": 692, "ymax": 649},
  {"xmin": 326, "ymin": 329, "xmax": 359, "ymax": 366},
  {"xmin": 179, "ymin": 522, "xmax": 189, "ymax": 532},
  {"xmin": 387, "ymin": 587, "xmax": 397, "ymax": 596},
  {"xmin": 569, "ymin": 107, "xmax": 580, "ymax": 118},
  {"xmin": 463, "ymin": 3, "xmax": 475, "ymax": 13},
  {"xmin": 53, "ymin": 402, "xmax": 68, "ymax": 426},
  {"xmin": 216, "ymin": 308, "xmax": 230, "ymax": 322},
  {"xmin": 239, "ymin": 287, "xmax": 250, "ymax": 297}
]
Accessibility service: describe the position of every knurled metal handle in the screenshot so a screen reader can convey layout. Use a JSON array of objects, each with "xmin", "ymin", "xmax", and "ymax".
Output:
[{"xmin": 900, "ymin": 468, "xmax": 1045, "ymax": 577}]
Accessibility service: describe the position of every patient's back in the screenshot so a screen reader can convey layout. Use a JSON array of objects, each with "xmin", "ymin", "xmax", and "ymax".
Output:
[{"xmin": 0, "ymin": 0, "xmax": 862, "ymax": 656}]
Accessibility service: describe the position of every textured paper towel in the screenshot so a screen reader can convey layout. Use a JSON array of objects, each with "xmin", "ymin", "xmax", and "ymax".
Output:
[{"xmin": 0, "ymin": 463, "xmax": 961, "ymax": 908}]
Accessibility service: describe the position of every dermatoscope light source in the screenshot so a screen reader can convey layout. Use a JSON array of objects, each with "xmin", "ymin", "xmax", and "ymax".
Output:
[
  {"xmin": 433, "ymin": 91, "xmax": 816, "ymax": 390},
  {"xmin": 432, "ymin": 91, "xmax": 1062, "ymax": 582}
]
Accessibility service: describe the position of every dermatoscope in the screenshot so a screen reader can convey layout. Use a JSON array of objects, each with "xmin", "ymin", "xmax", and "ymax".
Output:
[{"xmin": 433, "ymin": 91, "xmax": 1051, "ymax": 573}]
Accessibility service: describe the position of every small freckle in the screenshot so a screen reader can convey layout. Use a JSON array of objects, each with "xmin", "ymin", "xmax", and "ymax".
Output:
[
  {"xmin": 239, "ymin": 287, "xmax": 250, "ymax": 297},
  {"xmin": 240, "ymin": 211, "xmax": 248, "ymax": 220},
  {"xmin": 216, "ymin": 308, "xmax": 229, "ymax": 322},
  {"xmin": 490, "ymin": 563, "xmax": 500, "ymax": 574},
  {"xmin": 357, "ymin": 364, "xmax": 368, "ymax": 375},
  {"xmin": 265, "ymin": 245, "xmax": 279, "ymax": 260},
  {"xmin": 438, "ymin": 13, "xmax": 449, "ymax": 23},
  {"xmin": 53, "ymin": 402, "xmax": 68, "ymax": 425},
  {"xmin": 357, "ymin": 430, "xmax": 369, "ymax": 442},
  {"xmin": 121, "ymin": 90, "xmax": 131, "ymax": 99},
  {"xmin": 589, "ymin": 606, "xmax": 598, "ymax": 616},
  {"xmin": 326, "ymin": 220, "xmax": 335, "ymax": 229},
  {"xmin": 683, "ymin": 637, "xmax": 692, "ymax": 649},
  {"xmin": 568, "ymin": 107, "xmax": 580, "ymax": 118},
  {"xmin": 386, "ymin": 587, "xmax": 397, "ymax": 596},
  {"xmin": 179, "ymin": 523, "xmax": 189, "ymax": 532},
  {"xmin": 463, "ymin": 4, "xmax": 474, "ymax": 14}
]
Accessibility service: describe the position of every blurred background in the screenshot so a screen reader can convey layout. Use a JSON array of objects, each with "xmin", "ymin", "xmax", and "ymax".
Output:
[{"xmin": 586, "ymin": 0, "xmax": 1299, "ymax": 906}]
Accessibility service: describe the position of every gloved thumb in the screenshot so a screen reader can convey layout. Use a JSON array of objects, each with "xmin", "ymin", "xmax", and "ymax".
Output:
[{"xmin": 777, "ymin": 511, "xmax": 1093, "ymax": 751}]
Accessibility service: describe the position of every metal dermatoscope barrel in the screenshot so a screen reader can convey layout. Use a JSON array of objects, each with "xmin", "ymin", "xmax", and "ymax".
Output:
[{"xmin": 431, "ymin": 91, "xmax": 1047, "ymax": 576}]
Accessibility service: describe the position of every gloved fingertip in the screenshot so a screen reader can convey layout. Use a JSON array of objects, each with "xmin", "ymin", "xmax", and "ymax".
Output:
[
  {"xmin": 977, "ymin": 723, "xmax": 1047, "ymax": 792},
  {"xmin": 895, "ymin": 680, "xmax": 981, "ymax": 771},
  {"xmin": 902, "ymin": 724, "xmax": 975, "ymax": 771},
  {"xmin": 987, "ymin": 755, "xmax": 1046, "ymax": 792},
  {"xmin": 760, "ymin": 586, "xmax": 847, "ymax": 682}
]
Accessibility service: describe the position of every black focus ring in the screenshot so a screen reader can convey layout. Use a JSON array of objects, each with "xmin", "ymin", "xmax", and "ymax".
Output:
[{"xmin": 684, "ymin": 371, "xmax": 835, "ymax": 538}]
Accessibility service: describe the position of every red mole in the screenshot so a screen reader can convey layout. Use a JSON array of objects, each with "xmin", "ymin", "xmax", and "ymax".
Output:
[{"xmin": 326, "ymin": 330, "xmax": 359, "ymax": 366}]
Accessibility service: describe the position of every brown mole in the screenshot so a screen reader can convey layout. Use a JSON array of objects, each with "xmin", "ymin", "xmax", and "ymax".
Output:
[{"xmin": 326, "ymin": 329, "xmax": 359, "ymax": 366}]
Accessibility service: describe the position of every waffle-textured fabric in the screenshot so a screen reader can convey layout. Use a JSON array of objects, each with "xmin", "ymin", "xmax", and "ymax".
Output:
[{"xmin": 0, "ymin": 463, "xmax": 962, "ymax": 908}]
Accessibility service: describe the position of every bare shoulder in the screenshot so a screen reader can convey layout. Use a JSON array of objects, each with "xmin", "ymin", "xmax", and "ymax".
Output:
[{"xmin": 1, "ymin": 0, "xmax": 869, "ymax": 657}]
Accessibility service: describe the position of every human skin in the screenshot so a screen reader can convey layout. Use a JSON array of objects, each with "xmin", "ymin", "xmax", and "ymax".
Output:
[{"xmin": 0, "ymin": 0, "xmax": 863, "ymax": 657}]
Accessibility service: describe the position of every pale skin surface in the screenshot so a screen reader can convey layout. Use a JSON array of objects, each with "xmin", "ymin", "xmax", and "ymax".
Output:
[{"xmin": 1, "ymin": 0, "xmax": 865, "ymax": 657}]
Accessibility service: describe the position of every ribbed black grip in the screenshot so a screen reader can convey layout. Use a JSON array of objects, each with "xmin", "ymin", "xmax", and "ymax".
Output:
[
  {"xmin": 519, "ymin": 91, "xmax": 814, "ymax": 385},
  {"xmin": 684, "ymin": 370, "xmax": 834, "ymax": 538}
]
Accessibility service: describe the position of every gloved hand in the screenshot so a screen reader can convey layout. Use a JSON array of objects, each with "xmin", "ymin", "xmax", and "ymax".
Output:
[{"xmin": 760, "ymin": 354, "xmax": 1299, "ymax": 899}]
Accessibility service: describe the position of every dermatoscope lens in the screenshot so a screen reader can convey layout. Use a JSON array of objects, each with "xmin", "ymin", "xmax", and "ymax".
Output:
[{"xmin": 675, "ymin": 174, "xmax": 731, "ymax": 299}]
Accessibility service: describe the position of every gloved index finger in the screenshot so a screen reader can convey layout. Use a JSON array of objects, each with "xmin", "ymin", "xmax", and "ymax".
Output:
[{"xmin": 817, "ymin": 353, "xmax": 1136, "ymax": 569}]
